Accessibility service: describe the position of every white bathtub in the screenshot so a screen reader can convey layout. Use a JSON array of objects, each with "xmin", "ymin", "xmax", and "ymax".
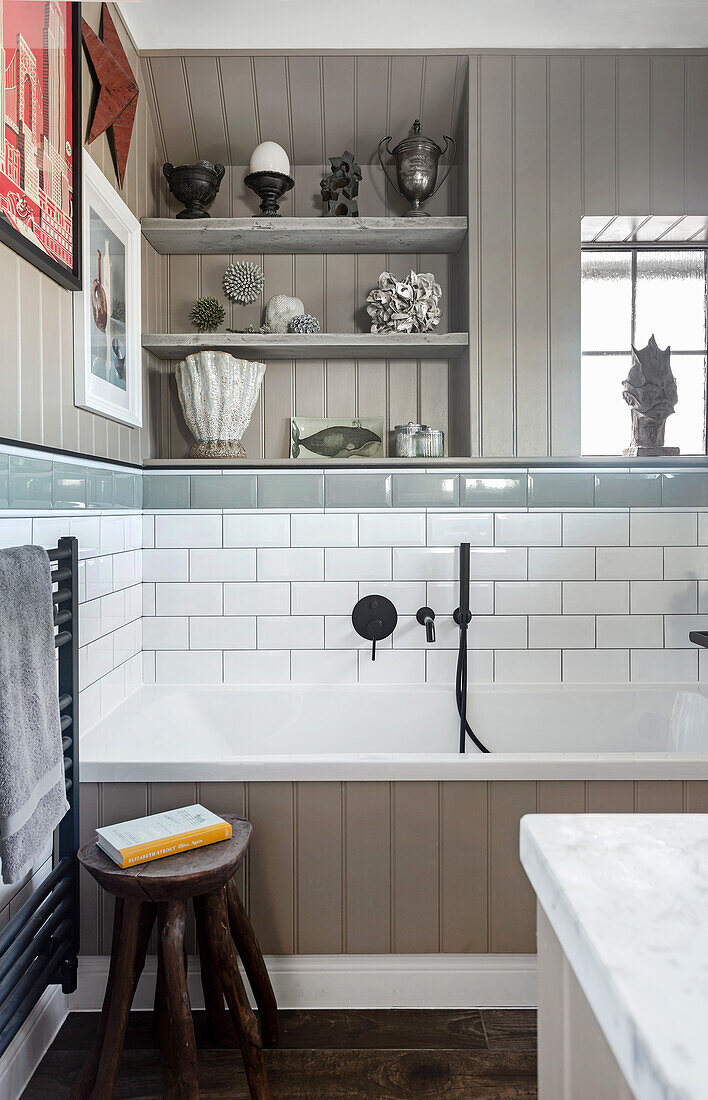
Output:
[{"xmin": 80, "ymin": 683, "xmax": 708, "ymax": 782}]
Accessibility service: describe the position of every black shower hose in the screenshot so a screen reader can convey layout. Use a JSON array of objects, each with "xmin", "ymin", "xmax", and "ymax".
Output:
[{"xmin": 456, "ymin": 621, "xmax": 490, "ymax": 754}]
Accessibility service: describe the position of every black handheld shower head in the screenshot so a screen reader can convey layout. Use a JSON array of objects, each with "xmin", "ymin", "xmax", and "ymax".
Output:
[
  {"xmin": 453, "ymin": 541, "xmax": 489, "ymax": 754},
  {"xmin": 453, "ymin": 542, "xmax": 472, "ymax": 627}
]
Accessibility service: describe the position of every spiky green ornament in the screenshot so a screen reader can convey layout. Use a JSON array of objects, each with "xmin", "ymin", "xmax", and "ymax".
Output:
[{"xmin": 190, "ymin": 296, "xmax": 225, "ymax": 332}]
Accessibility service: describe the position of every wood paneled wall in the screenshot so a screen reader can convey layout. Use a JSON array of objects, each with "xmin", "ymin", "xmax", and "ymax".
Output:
[
  {"xmin": 150, "ymin": 166, "xmax": 458, "ymax": 459},
  {"xmin": 80, "ymin": 778, "xmax": 708, "ymax": 958},
  {"xmin": 144, "ymin": 49, "xmax": 708, "ymax": 461},
  {"xmin": 464, "ymin": 52, "xmax": 708, "ymax": 458},
  {"xmin": 141, "ymin": 53, "xmax": 469, "ymax": 462},
  {"xmin": 142, "ymin": 54, "xmax": 467, "ymax": 169},
  {"xmin": 10, "ymin": 43, "xmax": 708, "ymax": 463},
  {"xmin": 0, "ymin": 3, "xmax": 164, "ymax": 465}
]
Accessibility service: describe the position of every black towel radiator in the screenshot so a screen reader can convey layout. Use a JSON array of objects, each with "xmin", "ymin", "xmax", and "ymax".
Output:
[{"xmin": 0, "ymin": 535, "xmax": 80, "ymax": 1058}]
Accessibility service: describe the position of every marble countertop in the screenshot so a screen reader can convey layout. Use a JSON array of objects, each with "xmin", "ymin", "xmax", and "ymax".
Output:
[{"xmin": 520, "ymin": 814, "xmax": 708, "ymax": 1100}]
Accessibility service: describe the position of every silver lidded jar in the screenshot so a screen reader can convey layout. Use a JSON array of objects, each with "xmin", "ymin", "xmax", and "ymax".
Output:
[
  {"xmin": 416, "ymin": 427, "xmax": 444, "ymax": 458},
  {"xmin": 393, "ymin": 423, "xmax": 444, "ymax": 458},
  {"xmin": 394, "ymin": 422, "xmax": 427, "ymax": 458},
  {"xmin": 377, "ymin": 121, "xmax": 456, "ymax": 217}
]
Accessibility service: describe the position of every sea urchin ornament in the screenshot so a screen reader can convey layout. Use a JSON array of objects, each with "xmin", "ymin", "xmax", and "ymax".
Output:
[
  {"xmin": 288, "ymin": 314, "xmax": 321, "ymax": 334},
  {"xmin": 190, "ymin": 296, "xmax": 225, "ymax": 333},
  {"xmin": 222, "ymin": 261, "xmax": 265, "ymax": 305}
]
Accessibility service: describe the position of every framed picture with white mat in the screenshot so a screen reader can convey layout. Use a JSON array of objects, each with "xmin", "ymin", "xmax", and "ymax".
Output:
[{"xmin": 74, "ymin": 155, "xmax": 142, "ymax": 427}]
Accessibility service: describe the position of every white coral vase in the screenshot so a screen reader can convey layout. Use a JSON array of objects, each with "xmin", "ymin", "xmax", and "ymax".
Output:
[{"xmin": 175, "ymin": 351, "xmax": 266, "ymax": 458}]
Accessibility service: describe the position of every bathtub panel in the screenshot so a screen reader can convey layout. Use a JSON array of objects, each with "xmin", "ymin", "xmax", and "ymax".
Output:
[
  {"xmin": 80, "ymin": 783, "xmax": 101, "ymax": 956},
  {"xmin": 393, "ymin": 782, "xmax": 440, "ymax": 952},
  {"xmin": 296, "ymin": 782, "xmax": 343, "ymax": 953},
  {"xmin": 440, "ymin": 782, "xmax": 488, "ymax": 952},
  {"xmin": 538, "ymin": 781, "xmax": 586, "ymax": 814},
  {"xmin": 635, "ymin": 780, "xmax": 684, "ymax": 813},
  {"xmin": 489, "ymin": 782, "xmax": 538, "ymax": 953},
  {"xmin": 247, "ymin": 782, "xmax": 296, "ymax": 954},
  {"xmin": 344, "ymin": 782, "xmax": 392, "ymax": 954},
  {"xmin": 199, "ymin": 782, "xmax": 247, "ymax": 902},
  {"xmin": 585, "ymin": 781, "xmax": 635, "ymax": 813},
  {"xmin": 685, "ymin": 781, "xmax": 708, "ymax": 812},
  {"xmin": 100, "ymin": 783, "xmax": 149, "ymax": 953},
  {"xmin": 78, "ymin": 778, "xmax": 708, "ymax": 962}
]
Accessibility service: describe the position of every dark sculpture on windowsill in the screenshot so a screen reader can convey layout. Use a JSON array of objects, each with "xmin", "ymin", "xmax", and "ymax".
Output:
[
  {"xmin": 320, "ymin": 152, "xmax": 362, "ymax": 217},
  {"xmin": 622, "ymin": 334, "xmax": 679, "ymax": 456}
]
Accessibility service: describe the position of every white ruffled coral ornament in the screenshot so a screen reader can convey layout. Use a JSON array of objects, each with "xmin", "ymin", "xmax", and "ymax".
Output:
[{"xmin": 365, "ymin": 270, "xmax": 442, "ymax": 334}]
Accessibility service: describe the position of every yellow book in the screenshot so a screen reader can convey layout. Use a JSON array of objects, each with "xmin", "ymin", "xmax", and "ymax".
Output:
[{"xmin": 96, "ymin": 804, "xmax": 232, "ymax": 868}]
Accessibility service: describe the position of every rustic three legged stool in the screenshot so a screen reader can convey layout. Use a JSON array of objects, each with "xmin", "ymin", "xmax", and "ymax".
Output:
[{"xmin": 74, "ymin": 815, "xmax": 277, "ymax": 1099}]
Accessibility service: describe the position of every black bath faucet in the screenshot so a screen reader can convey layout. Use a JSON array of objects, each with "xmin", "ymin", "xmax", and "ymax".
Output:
[{"xmin": 416, "ymin": 606, "xmax": 436, "ymax": 643}]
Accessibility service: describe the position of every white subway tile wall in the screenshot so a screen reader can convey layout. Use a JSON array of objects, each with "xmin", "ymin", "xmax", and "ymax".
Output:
[
  {"xmin": 0, "ymin": 511, "xmax": 143, "ymax": 740},
  {"xmin": 76, "ymin": 511, "xmax": 142, "ymax": 727},
  {"xmin": 142, "ymin": 506, "xmax": 708, "ymax": 686},
  {"xmin": 8, "ymin": 491, "xmax": 708, "ymax": 714}
]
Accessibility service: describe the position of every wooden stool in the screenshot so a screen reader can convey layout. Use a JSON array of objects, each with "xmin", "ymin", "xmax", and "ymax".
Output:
[{"xmin": 74, "ymin": 814, "xmax": 276, "ymax": 1100}]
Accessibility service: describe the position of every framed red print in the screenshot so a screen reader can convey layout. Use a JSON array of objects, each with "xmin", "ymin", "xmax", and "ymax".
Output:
[{"xmin": 0, "ymin": 1, "xmax": 81, "ymax": 291}]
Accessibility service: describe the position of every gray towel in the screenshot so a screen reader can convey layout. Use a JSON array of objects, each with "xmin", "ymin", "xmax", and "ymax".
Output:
[{"xmin": 0, "ymin": 546, "xmax": 69, "ymax": 884}]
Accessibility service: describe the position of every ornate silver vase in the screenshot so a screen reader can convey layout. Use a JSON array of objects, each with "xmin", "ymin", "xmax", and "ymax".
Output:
[{"xmin": 378, "ymin": 120, "xmax": 456, "ymax": 217}]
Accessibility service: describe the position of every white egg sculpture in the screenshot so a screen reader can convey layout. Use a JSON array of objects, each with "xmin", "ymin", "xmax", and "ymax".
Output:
[{"xmin": 249, "ymin": 142, "xmax": 290, "ymax": 176}]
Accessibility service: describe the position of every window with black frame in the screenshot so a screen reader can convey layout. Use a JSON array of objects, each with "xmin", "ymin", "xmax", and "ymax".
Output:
[{"xmin": 581, "ymin": 248, "xmax": 708, "ymax": 455}]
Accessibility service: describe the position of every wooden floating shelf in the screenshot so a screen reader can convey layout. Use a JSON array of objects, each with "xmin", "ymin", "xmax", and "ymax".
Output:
[
  {"xmin": 142, "ymin": 332, "xmax": 468, "ymax": 361},
  {"xmin": 140, "ymin": 216, "xmax": 468, "ymax": 255}
]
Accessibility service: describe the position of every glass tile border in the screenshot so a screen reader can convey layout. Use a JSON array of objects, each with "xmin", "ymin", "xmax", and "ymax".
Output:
[{"xmin": 0, "ymin": 445, "xmax": 705, "ymax": 513}]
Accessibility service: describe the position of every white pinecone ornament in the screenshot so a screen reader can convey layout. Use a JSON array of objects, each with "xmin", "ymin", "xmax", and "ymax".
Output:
[{"xmin": 223, "ymin": 261, "xmax": 265, "ymax": 305}]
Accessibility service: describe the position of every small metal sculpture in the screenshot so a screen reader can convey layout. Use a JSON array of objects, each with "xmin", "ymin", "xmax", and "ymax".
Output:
[
  {"xmin": 366, "ymin": 270, "xmax": 442, "ymax": 334},
  {"xmin": 190, "ymin": 296, "xmax": 225, "ymax": 333},
  {"xmin": 320, "ymin": 152, "xmax": 362, "ymax": 217},
  {"xmin": 378, "ymin": 120, "xmax": 455, "ymax": 217},
  {"xmin": 223, "ymin": 261, "xmax": 265, "ymax": 305},
  {"xmin": 288, "ymin": 314, "xmax": 321, "ymax": 334},
  {"xmin": 622, "ymin": 335, "xmax": 679, "ymax": 456}
]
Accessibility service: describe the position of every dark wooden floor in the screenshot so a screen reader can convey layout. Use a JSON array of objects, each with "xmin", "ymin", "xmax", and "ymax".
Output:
[{"xmin": 23, "ymin": 1009, "xmax": 536, "ymax": 1098}]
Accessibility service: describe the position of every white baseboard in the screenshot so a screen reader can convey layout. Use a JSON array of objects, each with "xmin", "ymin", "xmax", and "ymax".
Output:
[
  {"xmin": 0, "ymin": 985, "xmax": 67, "ymax": 1100},
  {"xmin": 71, "ymin": 953, "xmax": 537, "ymax": 1012}
]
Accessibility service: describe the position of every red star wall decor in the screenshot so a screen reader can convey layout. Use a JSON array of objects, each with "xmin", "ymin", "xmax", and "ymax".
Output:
[{"xmin": 82, "ymin": 4, "xmax": 139, "ymax": 188}]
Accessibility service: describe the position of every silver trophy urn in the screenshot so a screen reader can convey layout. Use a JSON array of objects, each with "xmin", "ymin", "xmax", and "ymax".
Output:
[{"xmin": 377, "ymin": 120, "xmax": 456, "ymax": 217}]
